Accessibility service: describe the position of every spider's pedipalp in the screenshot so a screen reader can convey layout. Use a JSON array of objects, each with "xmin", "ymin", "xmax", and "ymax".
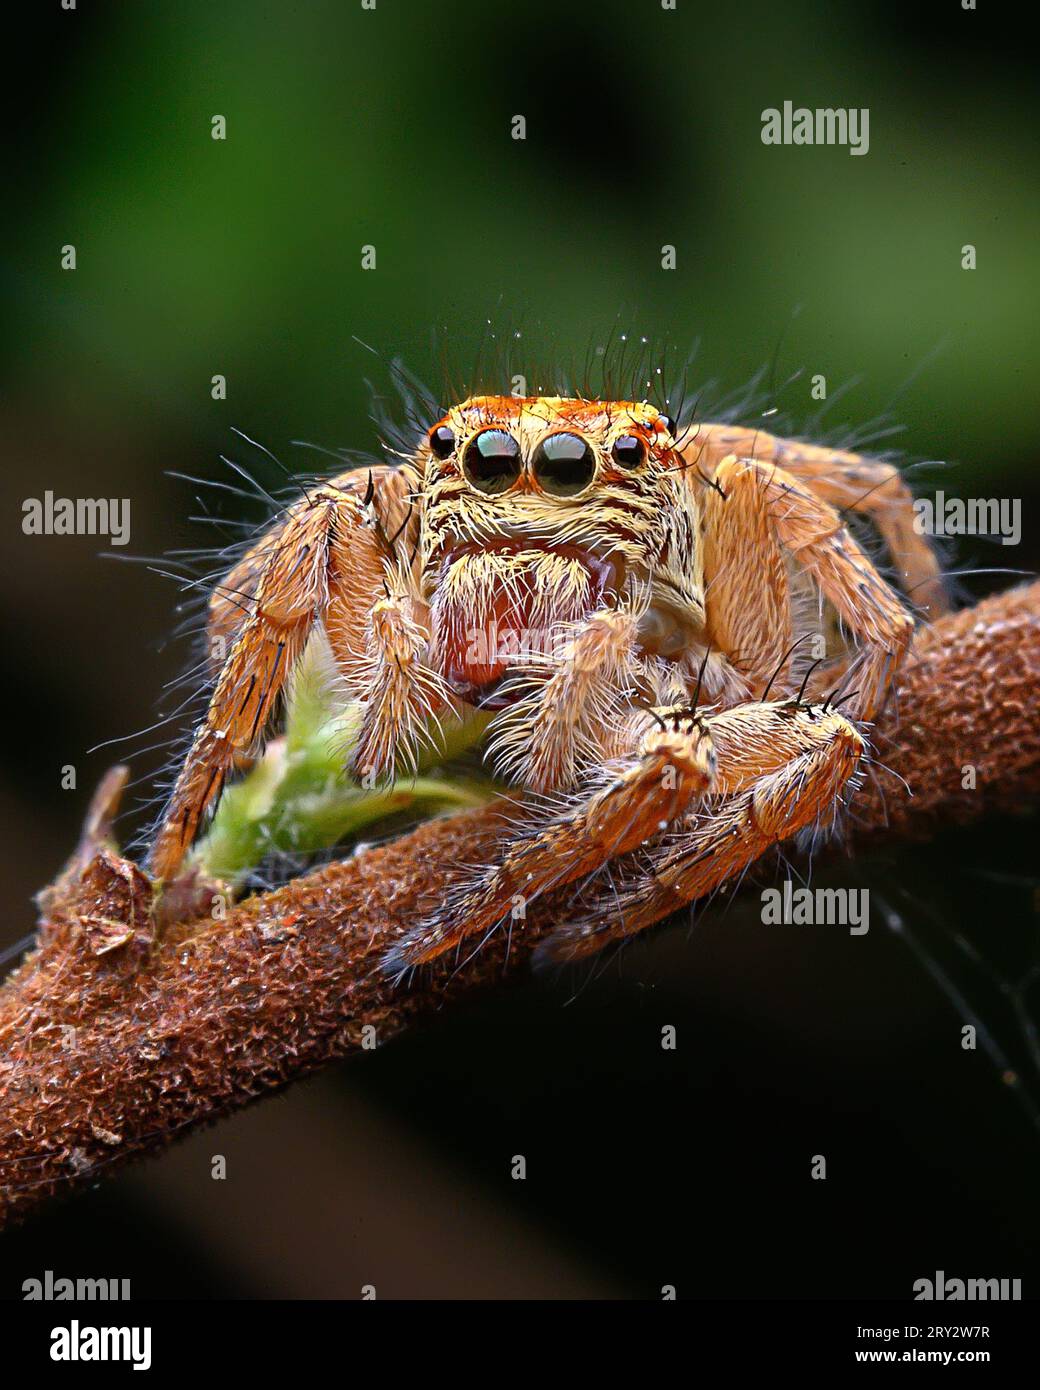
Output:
[
  {"xmin": 484, "ymin": 602, "xmax": 644, "ymax": 789},
  {"xmin": 335, "ymin": 589, "xmax": 452, "ymax": 782}
]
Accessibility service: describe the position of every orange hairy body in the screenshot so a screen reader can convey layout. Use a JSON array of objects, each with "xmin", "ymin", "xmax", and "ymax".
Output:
[{"xmin": 149, "ymin": 393, "xmax": 944, "ymax": 968}]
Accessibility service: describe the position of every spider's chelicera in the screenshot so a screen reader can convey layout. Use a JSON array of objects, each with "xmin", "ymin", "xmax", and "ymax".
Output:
[{"xmin": 149, "ymin": 394, "xmax": 946, "ymax": 969}]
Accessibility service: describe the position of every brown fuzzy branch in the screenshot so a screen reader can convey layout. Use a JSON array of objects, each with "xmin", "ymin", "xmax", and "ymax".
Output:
[{"xmin": 1, "ymin": 583, "xmax": 1038, "ymax": 1228}]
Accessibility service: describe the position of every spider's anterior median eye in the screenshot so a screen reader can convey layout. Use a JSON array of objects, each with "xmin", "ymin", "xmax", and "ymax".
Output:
[
  {"xmin": 532, "ymin": 432, "xmax": 597, "ymax": 496},
  {"xmin": 611, "ymin": 434, "xmax": 647, "ymax": 469},
  {"xmin": 462, "ymin": 429, "xmax": 522, "ymax": 494},
  {"xmin": 429, "ymin": 424, "xmax": 456, "ymax": 459}
]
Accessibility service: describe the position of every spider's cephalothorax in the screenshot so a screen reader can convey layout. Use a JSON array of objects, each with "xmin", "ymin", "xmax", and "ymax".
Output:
[
  {"xmin": 420, "ymin": 397, "xmax": 691, "ymax": 700},
  {"xmin": 149, "ymin": 394, "xmax": 945, "ymax": 968}
]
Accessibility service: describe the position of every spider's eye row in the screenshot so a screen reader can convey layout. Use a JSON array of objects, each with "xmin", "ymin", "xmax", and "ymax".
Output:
[
  {"xmin": 532, "ymin": 432, "xmax": 597, "ymax": 496},
  {"xmin": 429, "ymin": 424, "xmax": 456, "ymax": 459},
  {"xmin": 462, "ymin": 429, "xmax": 522, "ymax": 495},
  {"xmin": 611, "ymin": 434, "xmax": 647, "ymax": 469}
]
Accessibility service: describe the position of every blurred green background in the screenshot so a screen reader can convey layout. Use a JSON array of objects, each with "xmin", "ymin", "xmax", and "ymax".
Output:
[
  {"xmin": 1, "ymin": 0, "xmax": 1037, "ymax": 1299},
  {"xmin": 7, "ymin": 0, "xmax": 1039, "ymax": 473}
]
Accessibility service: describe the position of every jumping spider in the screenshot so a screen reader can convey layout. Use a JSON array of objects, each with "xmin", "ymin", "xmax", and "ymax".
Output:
[{"xmin": 148, "ymin": 397, "xmax": 946, "ymax": 968}]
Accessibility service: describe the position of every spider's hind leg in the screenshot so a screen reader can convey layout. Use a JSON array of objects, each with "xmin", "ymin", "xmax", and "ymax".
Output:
[
  {"xmin": 704, "ymin": 455, "xmax": 915, "ymax": 721},
  {"xmin": 686, "ymin": 424, "xmax": 948, "ymax": 620}
]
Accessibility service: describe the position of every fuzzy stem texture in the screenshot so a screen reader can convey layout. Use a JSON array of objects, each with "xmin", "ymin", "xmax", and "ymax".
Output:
[{"xmin": 0, "ymin": 583, "xmax": 1038, "ymax": 1228}]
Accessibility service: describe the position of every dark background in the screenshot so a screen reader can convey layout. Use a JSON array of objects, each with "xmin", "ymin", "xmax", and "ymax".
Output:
[{"xmin": 1, "ymin": 0, "xmax": 1037, "ymax": 1298}]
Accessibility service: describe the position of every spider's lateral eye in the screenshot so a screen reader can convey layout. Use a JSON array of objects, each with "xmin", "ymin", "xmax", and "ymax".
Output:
[
  {"xmin": 462, "ymin": 428, "xmax": 522, "ymax": 495},
  {"xmin": 658, "ymin": 415, "xmax": 677, "ymax": 438},
  {"xmin": 611, "ymin": 434, "xmax": 646, "ymax": 470},
  {"xmin": 429, "ymin": 425, "xmax": 455, "ymax": 459},
  {"xmin": 532, "ymin": 432, "xmax": 597, "ymax": 496}
]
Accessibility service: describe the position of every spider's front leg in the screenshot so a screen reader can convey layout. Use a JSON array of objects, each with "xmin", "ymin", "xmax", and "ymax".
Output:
[
  {"xmin": 148, "ymin": 468, "xmax": 421, "ymax": 883},
  {"xmin": 382, "ymin": 694, "xmax": 864, "ymax": 974},
  {"xmin": 541, "ymin": 699, "xmax": 865, "ymax": 963},
  {"xmin": 382, "ymin": 703, "xmax": 719, "ymax": 974},
  {"xmin": 529, "ymin": 452, "xmax": 908, "ymax": 965}
]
